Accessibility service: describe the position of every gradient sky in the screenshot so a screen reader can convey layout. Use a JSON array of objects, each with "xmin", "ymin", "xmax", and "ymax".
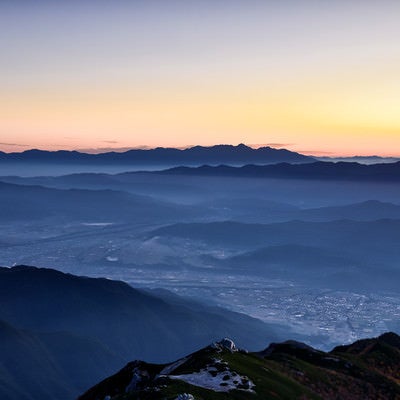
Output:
[{"xmin": 1, "ymin": 0, "xmax": 399, "ymax": 156}]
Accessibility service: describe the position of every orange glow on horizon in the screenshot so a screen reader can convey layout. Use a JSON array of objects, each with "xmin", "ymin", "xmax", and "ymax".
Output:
[
  {"xmin": 1, "ymin": 1, "xmax": 400, "ymax": 157},
  {"xmin": 1, "ymin": 79, "xmax": 399, "ymax": 157}
]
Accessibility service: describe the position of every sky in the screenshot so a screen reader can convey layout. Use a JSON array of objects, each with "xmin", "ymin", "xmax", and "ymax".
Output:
[{"xmin": 0, "ymin": 0, "xmax": 399, "ymax": 156}]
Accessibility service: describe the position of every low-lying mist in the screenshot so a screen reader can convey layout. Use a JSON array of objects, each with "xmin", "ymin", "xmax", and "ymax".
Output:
[{"xmin": 1, "ymin": 164, "xmax": 400, "ymax": 351}]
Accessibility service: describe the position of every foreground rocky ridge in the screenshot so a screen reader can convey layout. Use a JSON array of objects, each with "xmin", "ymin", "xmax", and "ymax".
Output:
[{"xmin": 80, "ymin": 333, "xmax": 400, "ymax": 400}]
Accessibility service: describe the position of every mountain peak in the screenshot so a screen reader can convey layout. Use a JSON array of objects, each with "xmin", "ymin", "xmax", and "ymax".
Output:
[
  {"xmin": 259, "ymin": 339, "xmax": 315, "ymax": 357},
  {"xmin": 379, "ymin": 331, "xmax": 400, "ymax": 347},
  {"xmin": 211, "ymin": 338, "xmax": 238, "ymax": 352}
]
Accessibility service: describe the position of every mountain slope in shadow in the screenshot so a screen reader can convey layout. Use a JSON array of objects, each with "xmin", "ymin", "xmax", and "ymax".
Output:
[{"xmin": 0, "ymin": 266, "xmax": 281, "ymax": 399}]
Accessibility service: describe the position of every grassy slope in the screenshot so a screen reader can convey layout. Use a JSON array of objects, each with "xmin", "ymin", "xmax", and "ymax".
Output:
[{"xmin": 80, "ymin": 334, "xmax": 400, "ymax": 400}]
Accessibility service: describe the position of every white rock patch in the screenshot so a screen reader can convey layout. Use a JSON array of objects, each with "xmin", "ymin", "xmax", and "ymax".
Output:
[{"xmin": 169, "ymin": 366, "xmax": 255, "ymax": 393}]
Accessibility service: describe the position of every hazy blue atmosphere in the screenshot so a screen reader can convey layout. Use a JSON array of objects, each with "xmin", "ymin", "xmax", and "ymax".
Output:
[
  {"xmin": 1, "ymin": 148, "xmax": 400, "ymax": 399},
  {"xmin": 1, "ymin": 1, "xmax": 400, "ymax": 399}
]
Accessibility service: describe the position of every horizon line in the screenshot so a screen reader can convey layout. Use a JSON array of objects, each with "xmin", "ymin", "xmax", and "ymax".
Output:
[{"xmin": 1, "ymin": 144, "xmax": 400, "ymax": 159}]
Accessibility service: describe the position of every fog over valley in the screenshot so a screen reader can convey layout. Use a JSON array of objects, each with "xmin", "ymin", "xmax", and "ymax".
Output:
[{"xmin": 2, "ymin": 158, "xmax": 400, "ymax": 358}]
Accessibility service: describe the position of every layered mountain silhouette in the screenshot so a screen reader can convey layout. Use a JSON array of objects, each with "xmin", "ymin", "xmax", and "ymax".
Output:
[
  {"xmin": 2, "ymin": 179, "xmax": 399, "ymax": 224},
  {"xmin": 0, "ymin": 144, "xmax": 313, "ymax": 166},
  {"xmin": 0, "ymin": 181, "xmax": 198, "ymax": 223},
  {"xmin": 80, "ymin": 333, "xmax": 400, "ymax": 400},
  {"xmin": 161, "ymin": 161, "xmax": 400, "ymax": 182},
  {"xmin": 3, "ymin": 170, "xmax": 400, "ymax": 219},
  {"xmin": 0, "ymin": 266, "xmax": 280, "ymax": 400}
]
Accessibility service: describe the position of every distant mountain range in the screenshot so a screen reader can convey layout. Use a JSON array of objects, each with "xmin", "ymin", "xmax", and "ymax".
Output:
[
  {"xmin": 0, "ymin": 144, "xmax": 313, "ymax": 166},
  {"xmin": 0, "ymin": 180, "xmax": 199, "ymax": 223},
  {"xmin": 3, "ymin": 166, "xmax": 400, "ymax": 210},
  {"xmin": 0, "ymin": 266, "xmax": 280, "ymax": 400},
  {"xmin": 318, "ymin": 155, "xmax": 400, "ymax": 164},
  {"xmin": 4, "ymin": 177, "xmax": 399, "ymax": 224},
  {"xmin": 80, "ymin": 333, "xmax": 400, "ymax": 400},
  {"xmin": 160, "ymin": 161, "xmax": 400, "ymax": 182}
]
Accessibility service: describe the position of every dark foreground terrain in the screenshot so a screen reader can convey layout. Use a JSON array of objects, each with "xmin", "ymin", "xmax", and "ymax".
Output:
[{"xmin": 80, "ymin": 333, "xmax": 400, "ymax": 400}]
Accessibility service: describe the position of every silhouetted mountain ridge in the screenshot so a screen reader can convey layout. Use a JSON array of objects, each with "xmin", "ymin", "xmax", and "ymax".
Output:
[
  {"xmin": 0, "ymin": 144, "xmax": 313, "ymax": 165},
  {"xmin": 160, "ymin": 161, "xmax": 400, "ymax": 182}
]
